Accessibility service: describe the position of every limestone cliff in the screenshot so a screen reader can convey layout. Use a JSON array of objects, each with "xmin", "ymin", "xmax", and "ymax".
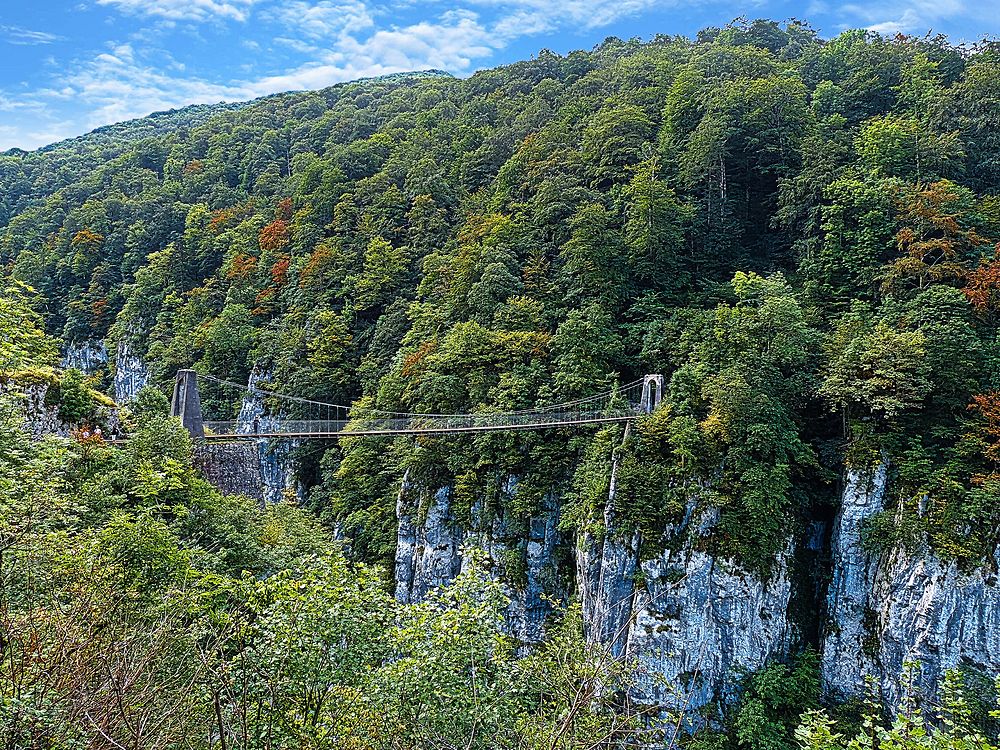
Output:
[
  {"xmin": 236, "ymin": 366, "xmax": 303, "ymax": 504},
  {"xmin": 391, "ymin": 442, "xmax": 1000, "ymax": 712},
  {"xmin": 392, "ymin": 432, "xmax": 796, "ymax": 710},
  {"xmin": 80, "ymin": 334, "xmax": 1000, "ymax": 710},
  {"xmin": 1, "ymin": 377, "xmax": 121, "ymax": 439},
  {"xmin": 394, "ymin": 471, "xmax": 566, "ymax": 644},
  {"xmin": 1, "ymin": 379, "xmax": 72, "ymax": 438},
  {"xmin": 112, "ymin": 339, "xmax": 149, "ymax": 403},
  {"xmin": 574, "ymin": 435, "xmax": 795, "ymax": 712},
  {"xmin": 822, "ymin": 466, "xmax": 1000, "ymax": 706},
  {"xmin": 61, "ymin": 340, "xmax": 108, "ymax": 374}
]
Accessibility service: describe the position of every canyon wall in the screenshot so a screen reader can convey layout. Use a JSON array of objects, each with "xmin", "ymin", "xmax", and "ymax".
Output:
[
  {"xmin": 823, "ymin": 466, "xmax": 1000, "ymax": 706},
  {"xmin": 393, "ymin": 439, "xmax": 1000, "ymax": 711}
]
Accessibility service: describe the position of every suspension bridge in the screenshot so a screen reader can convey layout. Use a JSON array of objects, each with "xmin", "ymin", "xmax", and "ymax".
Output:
[{"xmin": 169, "ymin": 370, "xmax": 665, "ymax": 440}]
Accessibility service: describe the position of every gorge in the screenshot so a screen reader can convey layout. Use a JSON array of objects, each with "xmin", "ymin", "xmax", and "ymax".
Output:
[{"xmin": 4, "ymin": 17, "xmax": 1000, "ymax": 746}]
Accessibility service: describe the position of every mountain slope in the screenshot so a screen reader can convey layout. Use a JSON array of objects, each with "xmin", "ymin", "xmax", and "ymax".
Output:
[{"xmin": 2, "ymin": 20, "xmax": 1000, "ymax": 713}]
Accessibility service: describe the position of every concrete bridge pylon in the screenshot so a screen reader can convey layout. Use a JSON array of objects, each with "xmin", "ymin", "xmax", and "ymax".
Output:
[{"xmin": 171, "ymin": 369, "xmax": 205, "ymax": 439}]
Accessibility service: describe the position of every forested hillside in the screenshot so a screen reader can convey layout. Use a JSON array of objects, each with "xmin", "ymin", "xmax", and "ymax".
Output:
[{"xmin": 3, "ymin": 18, "xmax": 1000, "ymax": 747}]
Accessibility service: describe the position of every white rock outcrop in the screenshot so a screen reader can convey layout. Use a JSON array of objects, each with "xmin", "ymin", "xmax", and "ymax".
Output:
[
  {"xmin": 61, "ymin": 340, "xmax": 108, "ymax": 374},
  {"xmin": 822, "ymin": 465, "xmax": 1000, "ymax": 705},
  {"xmin": 113, "ymin": 340, "xmax": 149, "ymax": 403}
]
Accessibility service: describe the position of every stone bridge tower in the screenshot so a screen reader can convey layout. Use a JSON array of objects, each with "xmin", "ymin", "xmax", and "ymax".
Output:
[
  {"xmin": 640, "ymin": 374, "xmax": 664, "ymax": 414},
  {"xmin": 171, "ymin": 369, "xmax": 204, "ymax": 439}
]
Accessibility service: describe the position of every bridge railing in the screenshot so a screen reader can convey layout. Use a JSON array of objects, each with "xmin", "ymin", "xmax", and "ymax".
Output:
[
  {"xmin": 180, "ymin": 370, "xmax": 663, "ymax": 440},
  {"xmin": 203, "ymin": 407, "xmax": 639, "ymax": 438}
]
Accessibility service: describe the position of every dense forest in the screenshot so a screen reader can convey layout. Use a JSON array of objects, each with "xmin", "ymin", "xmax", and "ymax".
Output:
[{"xmin": 3, "ymin": 17, "xmax": 1000, "ymax": 748}]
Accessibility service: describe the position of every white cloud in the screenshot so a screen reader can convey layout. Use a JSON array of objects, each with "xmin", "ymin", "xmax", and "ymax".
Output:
[
  {"xmin": 42, "ymin": 43, "xmax": 252, "ymax": 132},
  {"xmin": 244, "ymin": 11, "xmax": 496, "ymax": 92},
  {"xmin": 0, "ymin": 0, "xmax": 730, "ymax": 151},
  {"xmin": 268, "ymin": 0, "xmax": 375, "ymax": 39},
  {"xmin": 273, "ymin": 36, "xmax": 322, "ymax": 53},
  {"xmin": 839, "ymin": 0, "xmax": 969, "ymax": 34},
  {"xmin": 492, "ymin": 9, "xmax": 560, "ymax": 38},
  {"xmin": 1, "ymin": 9, "xmax": 496, "ymax": 149},
  {"xmin": 866, "ymin": 11, "xmax": 920, "ymax": 34},
  {"xmin": 1, "ymin": 25, "xmax": 65, "ymax": 45},
  {"xmin": 0, "ymin": 122, "xmax": 79, "ymax": 151},
  {"xmin": 95, "ymin": 0, "xmax": 262, "ymax": 22},
  {"xmin": 0, "ymin": 94, "xmax": 40, "ymax": 112},
  {"xmin": 469, "ymin": 0, "xmax": 668, "ymax": 36}
]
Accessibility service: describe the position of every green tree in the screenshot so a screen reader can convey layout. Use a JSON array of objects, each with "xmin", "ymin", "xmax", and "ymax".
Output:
[
  {"xmin": 552, "ymin": 304, "xmax": 624, "ymax": 397},
  {"xmin": 821, "ymin": 311, "xmax": 932, "ymax": 425},
  {"xmin": 0, "ymin": 281, "xmax": 59, "ymax": 373}
]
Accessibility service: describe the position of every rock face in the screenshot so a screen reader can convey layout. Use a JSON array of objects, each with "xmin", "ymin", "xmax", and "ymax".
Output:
[
  {"xmin": 394, "ymin": 472, "xmax": 565, "ymax": 644},
  {"xmin": 486, "ymin": 489, "xmax": 564, "ymax": 645},
  {"xmin": 822, "ymin": 466, "xmax": 1000, "ymax": 706},
  {"xmin": 113, "ymin": 340, "xmax": 149, "ymax": 403},
  {"xmin": 395, "ymin": 480, "xmax": 464, "ymax": 605},
  {"xmin": 575, "ymin": 437, "xmax": 794, "ymax": 711},
  {"xmin": 821, "ymin": 466, "xmax": 889, "ymax": 696},
  {"xmin": 624, "ymin": 547, "xmax": 794, "ymax": 709},
  {"xmin": 61, "ymin": 341, "xmax": 108, "ymax": 374},
  {"xmin": 1, "ymin": 378, "xmax": 122, "ymax": 440},
  {"xmin": 576, "ymin": 441, "xmax": 642, "ymax": 658},
  {"xmin": 389, "ymin": 440, "xmax": 1000, "ymax": 713},
  {"xmin": 392, "ymin": 435, "xmax": 795, "ymax": 709},
  {"xmin": 2, "ymin": 380, "xmax": 70, "ymax": 438},
  {"xmin": 235, "ymin": 366, "xmax": 302, "ymax": 504}
]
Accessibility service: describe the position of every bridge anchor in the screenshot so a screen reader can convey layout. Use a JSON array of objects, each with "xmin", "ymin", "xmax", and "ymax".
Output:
[{"xmin": 171, "ymin": 369, "xmax": 205, "ymax": 439}]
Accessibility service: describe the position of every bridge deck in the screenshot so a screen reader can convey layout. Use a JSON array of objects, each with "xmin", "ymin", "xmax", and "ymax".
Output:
[
  {"xmin": 173, "ymin": 371, "xmax": 663, "ymax": 440},
  {"xmin": 203, "ymin": 414, "xmax": 637, "ymax": 439}
]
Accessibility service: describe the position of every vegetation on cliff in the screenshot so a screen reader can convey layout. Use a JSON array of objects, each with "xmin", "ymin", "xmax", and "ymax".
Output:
[
  {"xmin": 2, "ymin": 16, "xmax": 1000, "ymax": 746},
  {"xmin": 4, "ymin": 21, "xmax": 1000, "ymax": 574}
]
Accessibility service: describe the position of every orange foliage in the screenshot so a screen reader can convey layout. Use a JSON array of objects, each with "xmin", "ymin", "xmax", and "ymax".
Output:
[
  {"xmin": 885, "ymin": 181, "xmax": 989, "ymax": 292},
  {"xmin": 529, "ymin": 332, "xmax": 550, "ymax": 358},
  {"xmin": 73, "ymin": 425, "xmax": 106, "ymax": 445},
  {"xmin": 401, "ymin": 341, "xmax": 436, "ymax": 377},
  {"xmin": 252, "ymin": 287, "xmax": 276, "ymax": 317},
  {"xmin": 90, "ymin": 298, "xmax": 109, "ymax": 327},
  {"xmin": 183, "ymin": 159, "xmax": 204, "ymax": 175},
  {"xmin": 259, "ymin": 218, "xmax": 290, "ymax": 251},
  {"xmin": 276, "ymin": 197, "xmax": 293, "ymax": 222},
  {"xmin": 71, "ymin": 229, "xmax": 103, "ymax": 250},
  {"xmin": 300, "ymin": 244, "xmax": 336, "ymax": 289},
  {"xmin": 209, "ymin": 207, "xmax": 238, "ymax": 234},
  {"xmin": 969, "ymin": 391, "xmax": 1000, "ymax": 465},
  {"xmin": 227, "ymin": 252, "xmax": 258, "ymax": 279},
  {"xmin": 209, "ymin": 200, "xmax": 256, "ymax": 234},
  {"xmin": 271, "ymin": 256, "xmax": 290, "ymax": 287},
  {"xmin": 963, "ymin": 246, "xmax": 1000, "ymax": 312}
]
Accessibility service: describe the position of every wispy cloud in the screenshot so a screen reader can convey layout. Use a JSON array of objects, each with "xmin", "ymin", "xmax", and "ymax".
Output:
[
  {"xmin": 0, "ymin": 122, "xmax": 78, "ymax": 150},
  {"xmin": 467, "ymin": 0, "xmax": 678, "ymax": 38},
  {"xmin": 267, "ymin": 0, "xmax": 375, "ymax": 39},
  {"xmin": 0, "ymin": 93, "xmax": 46, "ymax": 112},
  {"xmin": 1, "ymin": 25, "xmax": 65, "ymax": 45},
  {"xmin": 839, "ymin": 0, "xmax": 970, "ymax": 35},
  {"xmin": 865, "ymin": 10, "xmax": 924, "ymax": 35},
  {"xmin": 3, "ymin": 0, "xmax": 661, "ymax": 150},
  {"xmin": 45, "ymin": 42, "xmax": 252, "ymax": 130},
  {"xmin": 94, "ymin": 0, "xmax": 262, "ymax": 23},
  {"xmin": 26, "ymin": 0, "xmax": 992, "ymax": 153},
  {"xmin": 10, "ymin": 8, "xmax": 495, "ymax": 143}
]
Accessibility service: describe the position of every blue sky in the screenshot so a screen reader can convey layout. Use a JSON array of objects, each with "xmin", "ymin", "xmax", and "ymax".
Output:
[{"xmin": 1, "ymin": 0, "xmax": 998, "ymax": 151}]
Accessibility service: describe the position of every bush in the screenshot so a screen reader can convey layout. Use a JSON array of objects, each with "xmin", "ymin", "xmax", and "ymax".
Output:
[{"xmin": 55, "ymin": 369, "xmax": 95, "ymax": 424}]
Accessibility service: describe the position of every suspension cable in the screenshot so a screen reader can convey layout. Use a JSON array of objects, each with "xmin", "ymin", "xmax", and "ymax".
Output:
[{"xmin": 196, "ymin": 372, "xmax": 645, "ymax": 419}]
